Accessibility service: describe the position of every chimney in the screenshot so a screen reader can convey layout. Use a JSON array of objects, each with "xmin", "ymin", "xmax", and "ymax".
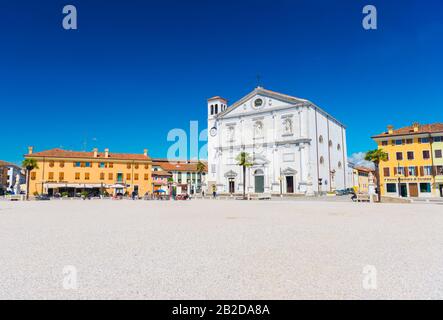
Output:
[
  {"xmin": 104, "ymin": 148, "xmax": 109, "ymax": 158},
  {"xmin": 143, "ymin": 149, "xmax": 148, "ymax": 157},
  {"xmin": 28, "ymin": 146, "xmax": 34, "ymax": 155},
  {"xmin": 387, "ymin": 125, "xmax": 394, "ymax": 134},
  {"xmin": 93, "ymin": 148, "xmax": 98, "ymax": 158},
  {"xmin": 412, "ymin": 122, "xmax": 420, "ymax": 132}
]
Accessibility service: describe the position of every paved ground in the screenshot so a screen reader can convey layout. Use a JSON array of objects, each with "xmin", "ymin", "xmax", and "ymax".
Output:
[{"xmin": 0, "ymin": 199, "xmax": 442, "ymax": 300}]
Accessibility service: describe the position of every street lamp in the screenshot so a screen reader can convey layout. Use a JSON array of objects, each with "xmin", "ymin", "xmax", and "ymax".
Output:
[{"xmin": 397, "ymin": 162, "xmax": 401, "ymax": 197}]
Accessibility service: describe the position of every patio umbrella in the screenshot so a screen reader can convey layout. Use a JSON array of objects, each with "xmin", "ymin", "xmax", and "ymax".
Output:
[{"xmin": 153, "ymin": 189, "xmax": 166, "ymax": 193}]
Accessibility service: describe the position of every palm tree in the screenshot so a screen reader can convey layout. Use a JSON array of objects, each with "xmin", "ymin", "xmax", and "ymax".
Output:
[
  {"xmin": 196, "ymin": 161, "xmax": 206, "ymax": 193},
  {"xmin": 236, "ymin": 152, "xmax": 253, "ymax": 199},
  {"xmin": 364, "ymin": 149, "xmax": 388, "ymax": 202},
  {"xmin": 196, "ymin": 161, "xmax": 206, "ymax": 174},
  {"xmin": 22, "ymin": 158, "xmax": 39, "ymax": 200}
]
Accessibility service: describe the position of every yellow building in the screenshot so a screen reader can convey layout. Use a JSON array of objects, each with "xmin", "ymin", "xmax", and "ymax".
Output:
[
  {"xmin": 432, "ymin": 132, "xmax": 443, "ymax": 197},
  {"xmin": 24, "ymin": 147, "xmax": 153, "ymax": 197},
  {"xmin": 372, "ymin": 123, "xmax": 443, "ymax": 198},
  {"xmin": 351, "ymin": 166, "xmax": 375, "ymax": 194}
]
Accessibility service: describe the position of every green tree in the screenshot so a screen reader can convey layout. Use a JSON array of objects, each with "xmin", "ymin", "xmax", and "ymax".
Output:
[
  {"xmin": 365, "ymin": 149, "xmax": 388, "ymax": 202},
  {"xmin": 196, "ymin": 161, "xmax": 206, "ymax": 173},
  {"xmin": 22, "ymin": 158, "xmax": 39, "ymax": 200},
  {"xmin": 196, "ymin": 161, "xmax": 206, "ymax": 193},
  {"xmin": 236, "ymin": 152, "xmax": 253, "ymax": 199}
]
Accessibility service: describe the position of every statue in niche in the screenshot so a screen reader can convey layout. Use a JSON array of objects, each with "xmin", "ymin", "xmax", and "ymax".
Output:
[
  {"xmin": 228, "ymin": 126, "xmax": 235, "ymax": 140},
  {"xmin": 283, "ymin": 118, "xmax": 293, "ymax": 134},
  {"xmin": 254, "ymin": 121, "xmax": 263, "ymax": 137}
]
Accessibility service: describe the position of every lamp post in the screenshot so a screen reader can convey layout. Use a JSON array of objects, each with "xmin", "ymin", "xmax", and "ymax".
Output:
[{"xmin": 397, "ymin": 162, "xmax": 401, "ymax": 197}]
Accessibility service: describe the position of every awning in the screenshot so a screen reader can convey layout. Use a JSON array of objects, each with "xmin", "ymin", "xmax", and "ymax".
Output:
[
  {"xmin": 108, "ymin": 184, "xmax": 129, "ymax": 189},
  {"xmin": 44, "ymin": 183, "xmax": 107, "ymax": 189}
]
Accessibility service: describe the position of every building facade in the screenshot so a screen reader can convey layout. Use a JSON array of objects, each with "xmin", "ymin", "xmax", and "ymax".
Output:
[
  {"xmin": 0, "ymin": 161, "xmax": 25, "ymax": 195},
  {"xmin": 24, "ymin": 147, "xmax": 153, "ymax": 197},
  {"xmin": 207, "ymin": 87, "xmax": 348, "ymax": 195},
  {"xmin": 350, "ymin": 166, "xmax": 375, "ymax": 194},
  {"xmin": 0, "ymin": 163, "xmax": 7, "ymax": 195},
  {"xmin": 372, "ymin": 123, "xmax": 443, "ymax": 198},
  {"xmin": 152, "ymin": 159, "xmax": 207, "ymax": 195},
  {"xmin": 151, "ymin": 170, "xmax": 172, "ymax": 194}
]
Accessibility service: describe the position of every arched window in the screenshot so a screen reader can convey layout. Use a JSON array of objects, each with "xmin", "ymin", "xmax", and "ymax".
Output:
[
  {"xmin": 319, "ymin": 135, "xmax": 324, "ymax": 143},
  {"xmin": 329, "ymin": 140, "xmax": 333, "ymax": 147},
  {"xmin": 210, "ymin": 105, "xmax": 214, "ymax": 115},
  {"xmin": 338, "ymin": 161, "xmax": 342, "ymax": 169},
  {"xmin": 254, "ymin": 169, "xmax": 264, "ymax": 176},
  {"xmin": 320, "ymin": 156, "xmax": 324, "ymax": 165},
  {"xmin": 215, "ymin": 104, "xmax": 218, "ymax": 114},
  {"xmin": 337, "ymin": 144, "xmax": 341, "ymax": 151}
]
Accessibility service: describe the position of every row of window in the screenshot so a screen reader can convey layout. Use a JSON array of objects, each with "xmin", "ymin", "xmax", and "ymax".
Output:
[
  {"xmin": 381, "ymin": 136, "xmax": 443, "ymax": 146},
  {"xmin": 319, "ymin": 157, "xmax": 342, "ymax": 169},
  {"xmin": 318, "ymin": 136, "xmax": 342, "ymax": 151},
  {"xmin": 209, "ymin": 103, "xmax": 226, "ymax": 115},
  {"xmin": 386, "ymin": 183, "xmax": 432, "ymax": 193},
  {"xmin": 383, "ymin": 165, "xmax": 443, "ymax": 177},
  {"xmin": 48, "ymin": 161, "xmax": 149, "ymax": 169},
  {"xmin": 392, "ymin": 149, "xmax": 442, "ymax": 161},
  {"xmin": 36, "ymin": 172, "xmax": 151, "ymax": 181}
]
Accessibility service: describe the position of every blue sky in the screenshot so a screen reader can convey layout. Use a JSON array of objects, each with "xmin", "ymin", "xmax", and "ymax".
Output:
[{"xmin": 1, "ymin": 0, "xmax": 442, "ymax": 164}]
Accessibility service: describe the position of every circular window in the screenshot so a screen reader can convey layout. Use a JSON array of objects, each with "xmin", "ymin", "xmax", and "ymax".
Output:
[{"xmin": 253, "ymin": 98, "xmax": 264, "ymax": 108}]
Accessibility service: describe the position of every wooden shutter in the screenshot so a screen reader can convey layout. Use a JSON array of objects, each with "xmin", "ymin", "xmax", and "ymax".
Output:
[
  {"xmin": 394, "ymin": 167, "xmax": 398, "ymax": 175},
  {"xmin": 420, "ymin": 166, "xmax": 424, "ymax": 176},
  {"xmin": 415, "ymin": 166, "xmax": 419, "ymax": 176},
  {"xmin": 405, "ymin": 168, "xmax": 409, "ymax": 177}
]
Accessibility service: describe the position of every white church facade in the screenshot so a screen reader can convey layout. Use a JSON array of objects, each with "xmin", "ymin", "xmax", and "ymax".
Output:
[{"xmin": 206, "ymin": 87, "xmax": 348, "ymax": 195}]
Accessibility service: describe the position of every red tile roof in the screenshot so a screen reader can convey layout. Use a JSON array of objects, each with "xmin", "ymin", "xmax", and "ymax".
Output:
[
  {"xmin": 152, "ymin": 171, "xmax": 172, "ymax": 177},
  {"xmin": 152, "ymin": 159, "xmax": 208, "ymax": 172},
  {"xmin": 354, "ymin": 166, "xmax": 374, "ymax": 173},
  {"xmin": 25, "ymin": 148, "xmax": 151, "ymax": 161},
  {"xmin": 207, "ymin": 96, "xmax": 227, "ymax": 102},
  {"xmin": 372, "ymin": 123, "xmax": 443, "ymax": 138},
  {"xmin": 0, "ymin": 160, "xmax": 20, "ymax": 168}
]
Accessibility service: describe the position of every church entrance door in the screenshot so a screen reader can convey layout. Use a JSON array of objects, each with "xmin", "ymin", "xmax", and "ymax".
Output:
[
  {"xmin": 286, "ymin": 176, "xmax": 294, "ymax": 193},
  {"xmin": 255, "ymin": 176, "xmax": 264, "ymax": 193},
  {"xmin": 229, "ymin": 179, "xmax": 235, "ymax": 194}
]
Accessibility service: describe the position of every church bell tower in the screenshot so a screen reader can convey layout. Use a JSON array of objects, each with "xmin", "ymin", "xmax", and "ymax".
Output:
[{"xmin": 207, "ymin": 95, "xmax": 227, "ymax": 192}]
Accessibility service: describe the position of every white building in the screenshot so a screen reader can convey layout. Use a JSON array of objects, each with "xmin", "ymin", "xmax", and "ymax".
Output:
[
  {"xmin": 0, "ymin": 161, "xmax": 25, "ymax": 194},
  {"xmin": 207, "ymin": 87, "xmax": 348, "ymax": 195},
  {"xmin": 152, "ymin": 159, "xmax": 207, "ymax": 195}
]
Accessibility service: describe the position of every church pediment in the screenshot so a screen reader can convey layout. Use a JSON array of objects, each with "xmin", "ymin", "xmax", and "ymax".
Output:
[
  {"xmin": 216, "ymin": 87, "xmax": 307, "ymax": 119},
  {"xmin": 282, "ymin": 167, "xmax": 297, "ymax": 175},
  {"xmin": 224, "ymin": 170, "xmax": 237, "ymax": 178},
  {"xmin": 253, "ymin": 154, "xmax": 269, "ymax": 165}
]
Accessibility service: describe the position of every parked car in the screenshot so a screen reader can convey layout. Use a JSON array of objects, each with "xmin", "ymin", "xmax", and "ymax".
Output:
[
  {"xmin": 35, "ymin": 194, "xmax": 51, "ymax": 201},
  {"xmin": 175, "ymin": 194, "xmax": 190, "ymax": 200}
]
